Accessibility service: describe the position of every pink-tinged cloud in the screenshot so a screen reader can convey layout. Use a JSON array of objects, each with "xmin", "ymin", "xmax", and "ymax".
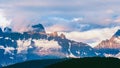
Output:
[{"xmin": 46, "ymin": 25, "xmax": 70, "ymax": 32}]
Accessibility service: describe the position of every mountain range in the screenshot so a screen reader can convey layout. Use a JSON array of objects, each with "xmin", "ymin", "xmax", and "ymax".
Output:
[{"xmin": 0, "ymin": 23, "xmax": 120, "ymax": 67}]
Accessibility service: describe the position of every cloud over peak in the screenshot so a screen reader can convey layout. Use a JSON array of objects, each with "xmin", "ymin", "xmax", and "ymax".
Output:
[{"xmin": 0, "ymin": 10, "xmax": 11, "ymax": 29}]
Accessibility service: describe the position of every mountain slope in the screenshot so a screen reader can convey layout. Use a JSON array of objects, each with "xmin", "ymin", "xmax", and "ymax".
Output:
[
  {"xmin": 1, "ymin": 23, "xmax": 120, "ymax": 67},
  {"xmin": 95, "ymin": 29, "xmax": 120, "ymax": 49},
  {"xmin": 94, "ymin": 29, "xmax": 120, "ymax": 57},
  {"xmin": 0, "ymin": 23, "xmax": 96, "ymax": 67}
]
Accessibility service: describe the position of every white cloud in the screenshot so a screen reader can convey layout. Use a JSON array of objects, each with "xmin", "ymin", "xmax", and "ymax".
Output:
[
  {"xmin": 44, "ymin": 17, "xmax": 91, "ymax": 32},
  {"xmin": 1, "ymin": 0, "xmax": 120, "ymax": 28},
  {"xmin": 106, "ymin": 9, "xmax": 114, "ymax": 14},
  {"xmin": 72, "ymin": 17, "xmax": 84, "ymax": 22},
  {"xmin": 0, "ymin": 10, "xmax": 11, "ymax": 29},
  {"xmin": 114, "ymin": 18, "xmax": 120, "ymax": 23},
  {"xmin": 59, "ymin": 26, "xmax": 120, "ymax": 47},
  {"xmin": 1, "ymin": 0, "xmax": 120, "ymax": 33},
  {"xmin": 46, "ymin": 25, "xmax": 70, "ymax": 32}
]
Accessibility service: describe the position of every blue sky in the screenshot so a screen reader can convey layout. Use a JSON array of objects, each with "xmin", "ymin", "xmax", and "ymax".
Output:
[{"xmin": 0, "ymin": 0, "xmax": 120, "ymax": 46}]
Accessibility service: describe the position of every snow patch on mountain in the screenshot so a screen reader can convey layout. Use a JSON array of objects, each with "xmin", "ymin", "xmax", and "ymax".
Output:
[
  {"xmin": 104, "ymin": 53, "xmax": 114, "ymax": 57},
  {"xmin": 16, "ymin": 38, "xmax": 63, "ymax": 56},
  {"xmin": 114, "ymin": 37, "xmax": 120, "ymax": 44},
  {"xmin": 0, "ymin": 46, "xmax": 15, "ymax": 54},
  {"xmin": 33, "ymin": 39, "xmax": 61, "ymax": 49},
  {"xmin": 67, "ymin": 42, "xmax": 77, "ymax": 58},
  {"xmin": 104, "ymin": 53, "xmax": 120, "ymax": 59},
  {"xmin": 33, "ymin": 39, "xmax": 62, "ymax": 56},
  {"xmin": 17, "ymin": 39, "xmax": 31, "ymax": 54}
]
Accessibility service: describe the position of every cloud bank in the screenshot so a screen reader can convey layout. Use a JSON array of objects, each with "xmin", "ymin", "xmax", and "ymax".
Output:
[
  {"xmin": 0, "ymin": 10, "xmax": 11, "ymax": 29},
  {"xmin": 59, "ymin": 26, "xmax": 120, "ymax": 47},
  {"xmin": 0, "ymin": 0, "xmax": 120, "ymax": 32}
]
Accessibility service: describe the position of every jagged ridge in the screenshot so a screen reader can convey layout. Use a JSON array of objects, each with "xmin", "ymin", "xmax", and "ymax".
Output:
[
  {"xmin": 95, "ymin": 29, "xmax": 120, "ymax": 49},
  {"xmin": 0, "ymin": 23, "xmax": 96, "ymax": 67}
]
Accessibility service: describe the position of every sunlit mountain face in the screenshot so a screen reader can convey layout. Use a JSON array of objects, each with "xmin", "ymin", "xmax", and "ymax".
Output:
[{"xmin": 0, "ymin": 0, "xmax": 120, "ymax": 67}]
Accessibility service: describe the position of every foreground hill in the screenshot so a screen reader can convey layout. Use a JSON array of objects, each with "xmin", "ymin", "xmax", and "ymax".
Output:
[
  {"xmin": 3, "ymin": 59, "xmax": 66, "ymax": 68},
  {"xmin": 3, "ymin": 57, "xmax": 120, "ymax": 68},
  {"xmin": 47, "ymin": 57, "xmax": 120, "ymax": 68}
]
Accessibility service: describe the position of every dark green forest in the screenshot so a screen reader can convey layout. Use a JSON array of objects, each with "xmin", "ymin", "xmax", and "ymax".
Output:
[{"xmin": 3, "ymin": 57, "xmax": 120, "ymax": 68}]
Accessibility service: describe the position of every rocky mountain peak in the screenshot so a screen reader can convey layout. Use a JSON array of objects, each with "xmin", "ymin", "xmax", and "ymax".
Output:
[
  {"xmin": 0, "ymin": 28, "xmax": 2, "ymax": 33},
  {"xmin": 4, "ymin": 27, "xmax": 12, "ymax": 33},
  {"xmin": 60, "ymin": 33, "xmax": 66, "ymax": 39},
  {"xmin": 113, "ymin": 29, "xmax": 120, "ymax": 37},
  {"xmin": 95, "ymin": 29, "xmax": 120, "ymax": 49},
  {"xmin": 31, "ymin": 24, "xmax": 46, "ymax": 34},
  {"xmin": 49, "ymin": 31, "xmax": 58, "ymax": 37}
]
